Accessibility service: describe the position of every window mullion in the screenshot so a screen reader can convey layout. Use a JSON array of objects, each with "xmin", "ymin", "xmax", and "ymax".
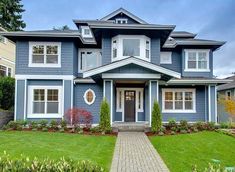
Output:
[
  {"xmin": 183, "ymin": 91, "xmax": 185, "ymax": 110},
  {"xmin": 173, "ymin": 91, "xmax": 175, "ymax": 110},
  {"xmin": 45, "ymin": 89, "xmax": 47, "ymax": 115},
  {"xmin": 44, "ymin": 45, "xmax": 46, "ymax": 64}
]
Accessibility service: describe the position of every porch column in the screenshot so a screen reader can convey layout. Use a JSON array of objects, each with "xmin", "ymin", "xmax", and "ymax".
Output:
[
  {"xmin": 149, "ymin": 80, "xmax": 159, "ymax": 126},
  {"xmin": 103, "ymin": 80, "xmax": 113, "ymax": 125},
  {"xmin": 208, "ymin": 85, "xmax": 217, "ymax": 122}
]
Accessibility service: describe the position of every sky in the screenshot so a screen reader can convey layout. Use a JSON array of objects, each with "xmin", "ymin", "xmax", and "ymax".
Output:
[{"xmin": 21, "ymin": 0, "xmax": 235, "ymax": 78}]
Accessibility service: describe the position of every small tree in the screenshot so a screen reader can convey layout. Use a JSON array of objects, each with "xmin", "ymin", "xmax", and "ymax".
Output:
[
  {"xmin": 219, "ymin": 95, "xmax": 235, "ymax": 122},
  {"xmin": 99, "ymin": 98, "xmax": 111, "ymax": 132},
  {"xmin": 0, "ymin": 77, "xmax": 15, "ymax": 110},
  {"xmin": 151, "ymin": 100, "xmax": 162, "ymax": 133}
]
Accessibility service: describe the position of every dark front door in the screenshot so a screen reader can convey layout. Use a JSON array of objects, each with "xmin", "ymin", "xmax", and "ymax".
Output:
[{"xmin": 124, "ymin": 91, "xmax": 135, "ymax": 122}]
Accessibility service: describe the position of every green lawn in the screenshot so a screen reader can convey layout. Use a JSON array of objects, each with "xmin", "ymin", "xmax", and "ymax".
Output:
[
  {"xmin": 0, "ymin": 131, "xmax": 116, "ymax": 170},
  {"xmin": 149, "ymin": 131, "xmax": 235, "ymax": 172}
]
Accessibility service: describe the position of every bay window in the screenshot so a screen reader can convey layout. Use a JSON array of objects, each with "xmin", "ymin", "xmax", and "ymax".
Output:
[
  {"xmin": 162, "ymin": 89, "xmax": 196, "ymax": 113},
  {"xmin": 29, "ymin": 42, "xmax": 61, "ymax": 67},
  {"xmin": 185, "ymin": 49, "xmax": 209, "ymax": 71},
  {"xmin": 111, "ymin": 35, "xmax": 150, "ymax": 61},
  {"xmin": 79, "ymin": 49, "xmax": 102, "ymax": 72},
  {"xmin": 28, "ymin": 86, "xmax": 62, "ymax": 118}
]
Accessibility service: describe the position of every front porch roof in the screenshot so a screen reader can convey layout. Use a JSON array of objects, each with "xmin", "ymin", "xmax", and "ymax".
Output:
[{"xmin": 82, "ymin": 57, "xmax": 181, "ymax": 79}]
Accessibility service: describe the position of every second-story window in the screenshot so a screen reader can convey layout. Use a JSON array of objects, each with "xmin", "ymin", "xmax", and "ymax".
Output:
[
  {"xmin": 29, "ymin": 42, "xmax": 61, "ymax": 67},
  {"xmin": 112, "ymin": 35, "xmax": 150, "ymax": 62},
  {"xmin": 115, "ymin": 18, "xmax": 128, "ymax": 24},
  {"xmin": 79, "ymin": 49, "xmax": 102, "ymax": 72},
  {"xmin": 185, "ymin": 49, "xmax": 209, "ymax": 71}
]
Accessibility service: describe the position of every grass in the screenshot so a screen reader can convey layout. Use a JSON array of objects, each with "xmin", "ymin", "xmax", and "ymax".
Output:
[
  {"xmin": 149, "ymin": 131, "xmax": 235, "ymax": 172},
  {"xmin": 0, "ymin": 131, "xmax": 116, "ymax": 170}
]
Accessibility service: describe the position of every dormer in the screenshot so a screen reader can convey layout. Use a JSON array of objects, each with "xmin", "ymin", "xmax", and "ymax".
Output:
[
  {"xmin": 100, "ymin": 8, "xmax": 148, "ymax": 24},
  {"xmin": 80, "ymin": 26, "xmax": 92, "ymax": 38}
]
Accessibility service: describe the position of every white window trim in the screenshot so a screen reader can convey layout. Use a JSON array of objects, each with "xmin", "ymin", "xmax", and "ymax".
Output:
[
  {"xmin": 83, "ymin": 88, "xmax": 96, "ymax": 105},
  {"xmin": 27, "ymin": 85, "xmax": 62, "ymax": 118},
  {"xmin": 78, "ymin": 48, "xmax": 102, "ymax": 72},
  {"xmin": 184, "ymin": 49, "xmax": 210, "ymax": 72},
  {"xmin": 115, "ymin": 18, "xmax": 128, "ymax": 24},
  {"xmin": 162, "ymin": 88, "xmax": 196, "ymax": 113},
  {"xmin": 29, "ymin": 42, "xmax": 61, "ymax": 68},
  {"xmin": 81, "ymin": 26, "xmax": 93, "ymax": 38},
  {"xmin": 116, "ymin": 88, "xmax": 144, "ymax": 122},
  {"xmin": 0, "ymin": 64, "xmax": 12, "ymax": 77},
  {"xmin": 160, "ymin": 52, "xmax": 172, "ymax": 64},
  {"xmin": 111, "ymin": 35, "xmax": 151, "ymax": 62}
]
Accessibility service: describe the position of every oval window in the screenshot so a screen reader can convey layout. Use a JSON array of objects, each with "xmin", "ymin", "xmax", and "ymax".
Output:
[{"xmin": 84, "ymin": 89, "xmax": 96, "ymax": 105}]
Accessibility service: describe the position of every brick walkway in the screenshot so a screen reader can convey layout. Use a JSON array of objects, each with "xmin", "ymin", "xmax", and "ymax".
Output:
[{"xmin": 110, "ymin": 132, "xmax": 169, "ymax": 172}]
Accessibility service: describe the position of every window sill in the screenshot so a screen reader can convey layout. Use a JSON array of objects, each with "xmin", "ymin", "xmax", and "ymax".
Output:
[
  {"xmin": 28, "ymin": 64, "xmax": 61, "ymax": 68},
  {"xmin": 184, "ymin": 69, "xmax": 210, "ymax": 72},
  {"xmin": 162, "ymin": 110, "xmax": 196, "ymax": 113},
  {"xmin": 27, "ymin": 114, "xmax": 62, "ymax": 118}
]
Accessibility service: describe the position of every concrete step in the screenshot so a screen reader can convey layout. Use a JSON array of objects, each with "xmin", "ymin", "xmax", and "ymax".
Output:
[{"xmin": 112, "ymin": 122, "xmax": 150, "ymax": 132}]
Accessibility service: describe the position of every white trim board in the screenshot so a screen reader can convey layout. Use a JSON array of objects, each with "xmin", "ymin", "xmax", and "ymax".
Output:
[
  {"xmin": 102, "ymin": 73, "xmax": 161, "ymax": 79},
  {"xmin": 15, "ymin": 75, "xmax": 75, "ymax": 80},
  {"xmin": 83, "ymin": 57, "xmax": 181, "ymax": 78}
]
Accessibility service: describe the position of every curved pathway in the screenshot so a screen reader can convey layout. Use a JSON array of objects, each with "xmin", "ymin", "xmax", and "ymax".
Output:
[{"xmin": 110, "ymin": 132, "xmax": 169, "ymax": 172}]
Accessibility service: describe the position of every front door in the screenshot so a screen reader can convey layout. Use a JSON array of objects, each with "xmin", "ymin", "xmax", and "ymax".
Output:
[{"xmin": 124, "ymin": 91, "xmax": 135, "ymax": 122}]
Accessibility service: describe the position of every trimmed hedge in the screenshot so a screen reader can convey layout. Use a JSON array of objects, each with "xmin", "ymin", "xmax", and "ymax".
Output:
[
  {"xmin": 0, "ymin": 77, "xmax": 15, "ymax": 110},
  {"xmin": 0, "ymin": 151, "xmax": 105, "ymax": 172},
  {"xmin": 151, "ymin": 100, "xmax": 162, "ymax": 133}
]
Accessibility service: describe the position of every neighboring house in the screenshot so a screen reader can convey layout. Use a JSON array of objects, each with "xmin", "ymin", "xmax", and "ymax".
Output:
[
  {"xmin": 0, "ymin": 8, "xmax": 231, "ymax": 125},
  {"xmin": 0, "ymin": 26, "xmax": 15, "ymax": 77},
  {"xmin": 217, "ymin": 75, "xmax": 235, "ymax": 122}
]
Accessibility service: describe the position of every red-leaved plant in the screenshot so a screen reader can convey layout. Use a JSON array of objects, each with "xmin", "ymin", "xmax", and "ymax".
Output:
[{"xmin": 65, "ymin": 108, "xmax": 93, "ymax": 128}]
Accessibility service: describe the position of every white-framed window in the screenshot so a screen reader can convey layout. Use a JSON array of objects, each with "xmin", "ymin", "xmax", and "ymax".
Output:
[
  {"xmin": 83, "ymin": 89, "xmax": 96, "ymax": 105},
  {"xmin": 111, "ymin": 35, "xmax": 151, "ymax": 62},
  {"xmin": 78, "ymin": 49, "xmax": 102, "ymax": 72},
  {"xmin": 160, "ymin": 52, "xmax": 172, "ymax": 64},
  {"xmin": 28, "ymin": 86, "xmax": 62, "ymax": 118},
  {"xmin": 29, "ymin": 42, "xmax": 61, "ymax": 67},
  {"xmin": 115, "ymin": 18, "xmax": 128, "ymax": 24},
  {"xmin": 162, "ymin": 88, "xmax": 196, "ymax": 113},
  {"xmin": 81, "ymin": 26, "xmax": 92, "ymax": 38},
  {"xmin": 226, "ymin": 90, "xmax": 231, "ymax": 100},
  {"xmin": 184, "ymin": 49, "xmax": 210, "ymax": 72},
  {"xmin": 0, "ymin": 65, "xmax": 12, "ymax": 77},
  {"xmin": 0, "ymin": 35, "xmax": 7, "ymax": 44}
]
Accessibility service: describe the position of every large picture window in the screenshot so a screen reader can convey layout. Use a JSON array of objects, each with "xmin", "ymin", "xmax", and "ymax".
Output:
[
  {"xmin": 111, "ymin": 35, "xmax": 150, "ymax": 61},
  {"xmin": 185, "ymin": 50, "xmax": 209, "ymax": 71},
  {"xmin": 28, "ymin": 86, "xmax": 62, "ymax": 118},
  {"xmin": 29, "ymin": 42, "xmax": 61, "ymax": 67},
  {"xmin": 79, "ymin": 49, "xmax": 101, "ymax": 72},
  {"xmin": 162, "ymin": 89, "xmax": 196, "ymax": 113}
]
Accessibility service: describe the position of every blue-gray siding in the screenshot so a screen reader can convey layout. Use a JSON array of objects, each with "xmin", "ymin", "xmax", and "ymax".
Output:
[
  {"xmin": 102, "ymin": 35, "xmax": 111, "ymax": 65},
  {"xmin": 151, "ymin": 38, "xmax": 160, "ymax": 65},
  {"xmin": 74, "ymin": 83, "xmax": 103, "ymax": 124},
  {"xmin": 106, "ymin": 64, "xmax": 156, "ymax": 74},
  {"xmin": 15, "ymin": 41, "xmax": 76, "ymax": 75},
  {"xmin": 160, "ymin": 51, "xmax": 182, "ymax": 73}
]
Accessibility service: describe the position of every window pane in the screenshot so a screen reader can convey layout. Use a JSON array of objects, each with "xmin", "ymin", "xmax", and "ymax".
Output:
[
  {"xmin": 8, "ymin": 68, "xmax": 12, "ymax": 77},
  {"xmin": 188, "ymin": 52, "xmax": 196, "ymax": 60},
  {"xmin": 47, "ymin": 102, "xmax": 59, "ymax": 113},
  {"xmin": 33, "ymin": 102, "xmax": 45, "ymax": 113},
  {"xmin": 47, "ymin": 89, "xmax": 58, "ymax": 101},
  {"xmin": 198, "ymin": 52, "xmax": 206, "ymax": 60},
  {"xmin": 123, "ymin": 39, "xmax": 140, "ymax": 56},
  {"xmin": 32, "ymin": 55, "xmax": 44, "ymax": 63},
  {"xmin": 46, "ymin": 46, "xmax": 58, "ymax": 54},
  {"xmin": 188, "ymin": 61, "xmax": 197, "ymax": 69},
  {"xmin": 185, "ymin": 92, "xmax": 193, "ymax": 100},
  {"xmin": 175, "ymin": 92, "xmax": 183, "ymax": 100},
  {"xmin": 165, "ymin": 92, "xmax": 173, "ymax": 100},
  {"xmin": 165, "ymin": 101, "xmax": 173, "ymax": 109},
  {"xmin": 0, "ymin": 65, "xmax": 7, "ymax": 77},
  {"xmin": 84, "ymin": 29, "xmax": 90, "ymax": 35},
  {"xmin": 86, "ymin": 91, "xmax": 94, "ymax": 103},
  {"xmin": 34, "ymin": 89, "xmax": 45, "ymax": 101},
  {"xmin": 175, "ymin": 101, "xmax": 183, "ymax": 109},
  {"xmin": 185, "ymin": 101, "xmax": 193, "ymax": 110},
  {"xmin": 33, "ymin": 45, "xmax": 44, "ymax": 54},
  {"xmin": 198, "ymin": 61, "xmax": 207, "ymax": 69},
  {"xmin": 46, "ymin": 55, "xmax": 58, "ymax": 64}
]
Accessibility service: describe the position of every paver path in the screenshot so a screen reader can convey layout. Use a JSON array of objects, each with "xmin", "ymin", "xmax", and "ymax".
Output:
[{"xmin": 110, "ymin": 132, "xmax": 169, "ymax": 172}]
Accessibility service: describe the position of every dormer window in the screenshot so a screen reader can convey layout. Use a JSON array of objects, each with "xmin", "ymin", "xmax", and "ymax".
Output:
[
  {"xmin": 115, "ymin": 18, "xmax": 128, "ymax": 24},
  {"xmin": 81, "ymin": 26, "xmax": 92, "ymax": 38},
  {"xmin": 111, "ymin": 35, "xmax": 150, "ymax": 62}
]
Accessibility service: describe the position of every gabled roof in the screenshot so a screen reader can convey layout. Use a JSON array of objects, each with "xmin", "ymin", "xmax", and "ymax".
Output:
[
  {"xmin": 83, "ymin": 57, "xmax": 181, "ymax": 79},
  {"xmin": 217, "ymin": 75, "xmax": 235, "ymax": 91},
  {"xmin": 100, "ymin": 8, "xmax": 148, "ymax": 24}
]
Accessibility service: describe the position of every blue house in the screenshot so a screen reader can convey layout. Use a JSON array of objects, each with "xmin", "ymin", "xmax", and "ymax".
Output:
[{"xmin": 1, "ymin": 8, "xmax": 230, "ymax": 126}]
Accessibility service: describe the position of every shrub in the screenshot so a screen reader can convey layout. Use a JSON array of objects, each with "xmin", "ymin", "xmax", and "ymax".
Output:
[
  {"xmin": 179, "ymin": 120, "xmax": 188, "ymax": 130},
  {"xmin": 90, "ymin": 126, "xmax": 102, "ymax": 133},
  {"xmin": 207, "ymin": 122, "xmax": 216, "ymax": 130},
  {"xmin": 60, "ymin": 119, "xmax": 67, "ymax": 129},
  {"xmin": 194, "ymin": 121, "xmax": 205, "ymax": 131},
  {"xmin": 29, "ymin": 121, "xmax": 37, "ymax": 129},
  {"xmin": 180, "ymin": 129, "xmax": 187, "ymax": 134},
  {"xmin": 219, "ymin": 122, "xmax": 230, "ymax": 129},
  {"xmin": 0, "ymin": 152, "xmax": 104, "ymax": 172},
  {"xmin": 151, "ymin": 100, "xmax": 162, "ymax": 133},
  {"xmin": 170, "ymin": 131, "xmax": 176, "ymax": 135},
  {"xmin": 50, "ymin": 120, "xmax": 58, "ymax": 130},
  {"xmin": 6, "ymin": 121, "xmax": 19, "ymax": 130},
  {"xmin": 99, "ymin": 99, "xmax": 111, "ymax": 133},
  {"xmin": 18, "ymin": 120, "xmax": 28, "ymax": 127},
  {"xmin": 39, "ymin": 120, "xmax": 48, "ymax": 129},
  {"xmin": 42, "ymin": 127, "xmax": 48, "ymax": 132},
  {"xmin": 192, "ymin": 163, "xmax": 232, "ymax": 172},
  {"xmin": 0, "ymin": 77, "xmax": 15, "ymax": 110},
  {"xmin": 168, "ymin": 118, "xmax": 177, "ymax": 130}
]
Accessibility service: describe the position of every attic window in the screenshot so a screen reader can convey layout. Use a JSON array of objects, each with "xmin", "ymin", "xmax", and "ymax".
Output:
[
  {"xmin": 81, "ymin": 26, "xmax": 92, "ymax": 38},
  {"xmin": 115, "ymin": 18, "xmax": 128, "ymax": 24}
]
